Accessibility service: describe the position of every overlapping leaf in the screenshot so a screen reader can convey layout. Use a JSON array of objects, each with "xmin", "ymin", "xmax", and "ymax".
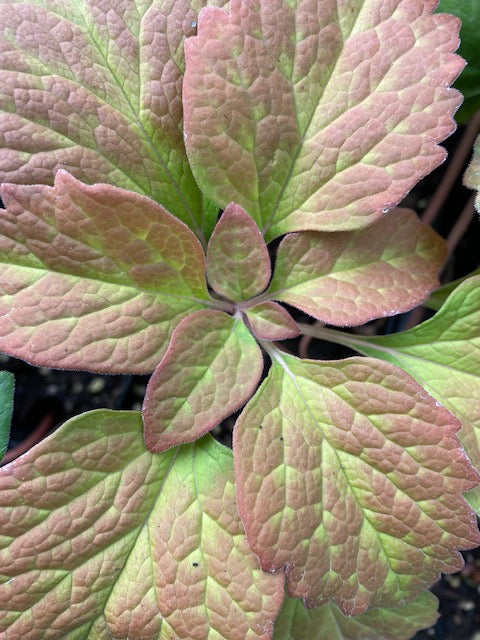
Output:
[
  {"xmin": 0, "ymin": 410, "xmax": 284, "ymax": 639},
  {"xmin": 273, "ymin": 592, "xmax": 438, "ymax": 640},
  {"xmin": 424, "ymin": 267, "xmax": 480, "ymax": 311},
  {"xmin": 184, "ymin": 0, "xmax": 463, "ymax": 239},
  {"xmin": 0, "ymin": 0, "xmax": 230, "ymax": 239},
  {"xmin": 233, "ymin": 351, "xmax": 480, "ymax": 615},
  {"xmin": 0, "ymin": 172, "xmax": 210, "ymax": 373},
  {"xmin": 465, "ymin": 134, "xmax": 480, "ymax": 211},
  {"xmin": 143, "ymin": 310, "xmax": 264, "ymax": 452},
  {"xmin": 266, "ymin": 209, "xmax": 446, "ymax": 326},
  {"xmin": 245, "ymin": 302, "xmax": 299, "ymax": 341},
  {"xmin": 207, "ymin": 203, "xmax": 270, "ymax": 301},
  {"xmin": 321, "ymin": 276, "xmax": 480, "ymax": 499},
  {"xmin": 0, "ymin": 371, "xmax": 13, "ymax": 463}
]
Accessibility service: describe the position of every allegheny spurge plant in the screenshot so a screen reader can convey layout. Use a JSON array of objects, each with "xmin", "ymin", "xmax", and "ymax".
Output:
[{"xmin": 0, "ymin": 0, "xmax": 479, "ymax": 638}]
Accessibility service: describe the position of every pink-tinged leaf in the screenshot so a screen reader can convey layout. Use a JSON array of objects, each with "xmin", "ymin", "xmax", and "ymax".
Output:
[
  {"xmin": 266, "ymin": 209, "xmax": 446, "ymax": 326},
  {"xmin": 273, "ymin": 591, "xmax": 438, "ymax": 640},
  {"xmin": 464, "ymin": 134, "xmax": 480, "ymax": 211},
  {"xmin": 245, "ymin": 302, "xmax": 299, "ymax": 341},
  {"xmin": 0, "ymin": 0, "xmax": 229, "ymax": 239},
  {"xmin": 233, "ymin": 351, "xmax": 480, "ymax": 615},
  {"xmin": 0, "ymin": 411, "xmax": 284, "ymax": 640},
  {"xmin": 184, "ymin": 0, "xmax": 463, "ymax": 240},
  {"xmin": 144, "ymin": 309, "xmax": 263, "ymax": 452},
  {"xmin": 317, "ymin": 275, "xmax": 480, "ymax": 509},
  {"xmin": 207, "ymin": 203, "xmax": 271, "ymax": 301},
  {"xmin": 0, "ymin": 172, "xmax": 210, "ymax": 373}
]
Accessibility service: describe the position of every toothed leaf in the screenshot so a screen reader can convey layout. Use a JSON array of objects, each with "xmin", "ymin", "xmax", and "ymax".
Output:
[
  {"xmin": 184, "ymin": 0, "xmax": 463, "ymax": 239},
  {"xmin": 0, "ymin": 371, "xmax": 13, "ymax": 463},
  {"xmin": 143, "ymin": 310, "xmax": 263, "ymax": 452},
  {"xmin": 207, "ymin": 203, "xmax": 271, "ymax": 301},
  {"xmin": 335, "ymin": 275, "xmax": 480, "ymax": 494},
  {"xmin": 234, "ymin": 353, "xmax": 480, "ymax": 614},
  {"xmin": 0, "ymin": 173, "xmax": 209, "ymax": 373},
  {"xmin": 273, "ymin": 591, "xmax": 439, "ymax": 640},
  {"xmin": 245, "ymin": 302, "xmax": 300, "ymax": 341},
  {"xmin": 0, "ymin": 0, "xmax": 230, "ymax": 238},
  {"xmin": 267, "ymin": 209, "xmax": 446, "ymax": 326},
  {"xmin": 0, "ymin": 411, "xmax": 283, "ymax": 639}
]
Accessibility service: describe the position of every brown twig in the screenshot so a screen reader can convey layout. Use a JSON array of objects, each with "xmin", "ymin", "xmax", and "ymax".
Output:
[{"xmin": 1, "ymin": 412, "xmax": 55, "ymax": 465}]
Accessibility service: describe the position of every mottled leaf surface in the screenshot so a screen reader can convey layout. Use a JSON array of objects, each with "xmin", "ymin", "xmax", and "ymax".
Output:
[
  {"xmin": 234, "ymin": 352, "xmax": 480, "ymax": 614},
  {"xmin": 325, "ymin": 276, "xmax": 480, "ymax": 491},
  {"xmin": 184, "ymin": 0, "xmax": 463, "ymax": 239},
  {"xmin": 0, "ymin": 0, "xmax": 230, "ymax": 239},
  {"xmin": 0, "ymin": 410, "xmax": 283, "ymax": 639},
  {"xmin": 0, "ymin": 172, "xmax": 209, "ymax": 373},
  {"xmin": 207, "ymin": 203, "xmax": 271, "ymax": 301},
  {"xmin": 465, "ymin": 134, "xmax": 480, "ymax": 211},
  {"xmin": 437, "ymin": 0, "xmax": 480, "ymax": 123},
  {"xmin": 143, "ymin": 310, "xmax": 263, "ymax": 452},
  {"xmin": 245, "ymin": 302, "xmax": 299, "ymax": 341},
  {"xmin": 273, "ymin": 591, "xmax": 438, "ymax": 640},
  {"xmin": 266, "ymin": 209, "xmax": 446, "ymax": 326},
  {"xmin": 0, "ymin": 371, "xmax": 13, "ymax": 463}
]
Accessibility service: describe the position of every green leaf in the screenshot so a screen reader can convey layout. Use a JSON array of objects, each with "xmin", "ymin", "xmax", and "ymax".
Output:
[
  {"xmin": 207, "ymin": 203, "xmax": 271, "ymax": 301},
  {"xmin": 0, "ymin": 173, "xmax": 209, "ymax": 373},
  {"xmin": 437, "ymin": 0, "xmax": 480, "ymax": 123},
  {"xmin": 321, "ymin": 276, "xmax": 480, "ymax": 481},
  {"xmin": 184, "ymin": 0, "xmax": 463, "ymax": 239},
  {"xmin": 0, "ymin": 410, "xmax": 284, "ymax": 639},
  {"xmin": 245, "ymin": 302, "xmax": 299, "ymax": 341},
  {"xmin": 465, "ymin": 134, "xmax": 480, "ymax": 212},
  {"xmin": 0, "ymin": 0, "xmax": 229, "ymax": 240},
  {"xmin": 0, "ymin": 371, "xmax": 14, "ymax": 463},
  {"xmin": 233, "ymin": 350, "xmax": 480, "ymax": 615},
  {"xmin": 424, "ymin": 268, "xmax": 480, "ymax": 311},
  {"xmin": 143, "ymin": 310, "xmax": 263, "ymax": 452},
  {"xmin": 273, "ymin": 591, "xmax": 439, "ymax": 640},
  {"xmin": 267, "ymin": 209, "xmax": 446, "ymax": 326}
]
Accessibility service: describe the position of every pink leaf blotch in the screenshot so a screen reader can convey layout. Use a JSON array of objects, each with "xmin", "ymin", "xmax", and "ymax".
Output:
[
  {"xmin": 207, "ymin": 203, "xmax": 271, "ymax": 301},
  {"xmin": 184, "ymin": 0, "xmax": 464, "ymax": 239},
  {"xmin": 273, "ymin": 591, "xmax": 439, "ymax": 640},
  {"xmin": 143, "ymin": 309, "xmax": 264, "ymax": 452},
  {"xmin": 0, "ymin": 0, "xmax": 229, "ymax": 237},
  {"xmin": 0, "ymin": 172, "xmax": 209, "ymax": 373},
  {"xmin": 245, "ymin": 302, "xmax": 300, "ymax": 341},
  {"xmin": 0, "ymin": 411, "xmax": 284, "ymax": 640},
  {"xmin": 233, "ymin": 353, "xmax": 480, "ymax": 615},
  {"xmin": 267, "ymin": 209, "xmax": 447, "ymax": 326}
]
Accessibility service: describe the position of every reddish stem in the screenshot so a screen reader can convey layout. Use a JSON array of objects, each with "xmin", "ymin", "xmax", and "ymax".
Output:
[{"xmin": 1, "ymin": 412, "xmax": 55, "ymax": 465}]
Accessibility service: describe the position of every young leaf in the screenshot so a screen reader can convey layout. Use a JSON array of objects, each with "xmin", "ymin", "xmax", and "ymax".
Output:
[
  {"xmin": 207, "ymin": 203, "xmax": 271, "ymax": 301},
  {"xmin": 317, "ymin": 276, "xmax": 480, "ymax": 493},
  {"xmin": 266, "ymin": 209, "xmax": 446, "ymax": 326},
  {"xmin": 0, "ymin": 0, "xmax": 229, "ymax": 239},
  {"xmin": 465, "ymin": 134, "xmax": 480, "ymax": 211},
  {"xmin": 0, "ymin": 410, "xmax": 284, "ymax": 639},
  {"xmin": 143, "ymin": 310, "xmax": 263, "ymax": 452},
  {"xmin": 184, "ymin": 0, "xmax": 463, "ymax": 239},
  {"xmin": 0, "ymin": 371, "xmax": 14, "ymax": 463},
  {"xmin": 233, "ymin": 352, "xmax": 480, "ymax": 615},
  {"xmin": 0, "ymin": 172, "xmax": 210, "ymax": 373},
  {"xmin": 273, "ymin": 591, "xmax": 438, "ymax": 640},
  {"xmin": 245, "ymin": 302, "xmax": 300, "ymax": 341}
]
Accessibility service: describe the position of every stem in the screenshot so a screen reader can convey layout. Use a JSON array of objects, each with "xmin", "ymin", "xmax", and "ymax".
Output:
[{"xmin": 298, "ymin": 323, "xmax": 370, "ymax": 354}]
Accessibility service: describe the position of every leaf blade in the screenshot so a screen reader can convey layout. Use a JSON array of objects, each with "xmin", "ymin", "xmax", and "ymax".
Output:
[
  {"xmin": 184, "ymin": 0, "xmax": 463, "ymax": 238},
  {"xmin": 0, "ymin": 173, "xmax": 209, "ymax": 373},
  {"xmin": 233, "ymin": 352, "xmax": 480, "ymax": 614},
  {"xmin": 267, "ymin": 209, "xmax": 446, "ymax": 326},
  {"xmin": 0, "ymin": 410, "xmax": 284, "ymax": 639},
  {"xmin": 0, "ymin": 371, "xmax": 13, "ymax": 463},
  {"xmin": 143, "ymin": 310, "xmax": 264, "ymax": 452}
]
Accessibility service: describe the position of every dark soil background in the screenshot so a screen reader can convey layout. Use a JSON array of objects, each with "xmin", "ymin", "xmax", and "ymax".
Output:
[{"xmin": 1, "ymin": 123, "xmax": 479, "ymax": 638}]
